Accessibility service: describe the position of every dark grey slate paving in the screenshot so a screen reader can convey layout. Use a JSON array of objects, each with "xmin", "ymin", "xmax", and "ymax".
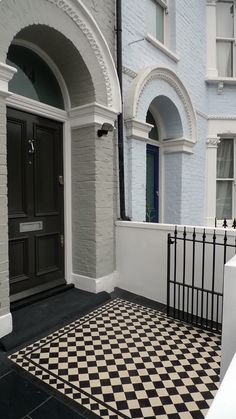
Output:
[
  {"xmin": 29, "ymin": 397, "xmax": 86, "ymax": 419},
  {"xmin": 0, "ymin": 370, "xmax": 49, "ymax": 419},
  {"xmin": 1, "ymin": 290, "xmax": 110, "ymax": 351},
  {"xmin": 0, "ymin": 358, "xmax": 11, "ymax": 378}
]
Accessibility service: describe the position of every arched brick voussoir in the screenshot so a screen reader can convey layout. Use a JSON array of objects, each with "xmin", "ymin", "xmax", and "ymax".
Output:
[{"xmin": 0, "ymin": 0, "xmax": 121, "ymax": 112}]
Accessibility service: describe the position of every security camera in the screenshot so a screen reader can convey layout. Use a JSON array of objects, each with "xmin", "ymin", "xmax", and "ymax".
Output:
[{"xmin": 97, "ymin": 123, "xmax": 114, "ymax": 137}]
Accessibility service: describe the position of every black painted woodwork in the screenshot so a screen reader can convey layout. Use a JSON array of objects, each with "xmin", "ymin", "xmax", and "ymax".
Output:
[{"xmin": 7, "ymin": 108, "xmax": 64, "ymax": 296}]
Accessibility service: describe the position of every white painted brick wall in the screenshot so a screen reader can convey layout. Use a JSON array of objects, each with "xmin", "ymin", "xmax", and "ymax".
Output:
[{"xmin": 123, "ymin": 0, "xmax": 208, "ymax": 226}]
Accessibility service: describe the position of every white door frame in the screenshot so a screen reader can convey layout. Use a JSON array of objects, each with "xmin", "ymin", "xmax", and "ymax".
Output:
[{"xmin": 7, "ymin": 93, "xmax": 73, "ymax": 286}]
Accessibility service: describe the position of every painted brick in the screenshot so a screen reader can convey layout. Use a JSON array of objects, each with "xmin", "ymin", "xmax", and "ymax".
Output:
[{"xmin": 123, "ymin": 0, "xmax": 208, "ymax": 226}]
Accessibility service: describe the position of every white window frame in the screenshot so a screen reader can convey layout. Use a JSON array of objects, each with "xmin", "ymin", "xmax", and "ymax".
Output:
[
  {"xmin": 216, "ymin": 136, "xmax": 236, "ymax": 223},
  {"xmin": 146, "ymin": 0, "xmax": 169, "ymax": 45},
  {"xmin": 216, "ymin": 0, "xmax": 236, "ymax": 78}
]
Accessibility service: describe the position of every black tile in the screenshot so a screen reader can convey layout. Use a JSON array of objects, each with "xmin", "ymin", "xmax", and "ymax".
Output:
[
  {"xmin": 83, "ymin": 407, "xmax": 103, "ymax": 419},
  {"xmin": 30, "ymin": 397, "xmax": 85, "ymax": 419},
  {"xmin": 133, "ymin": 295, "xmax": 166, "ymax": 312},
  {"xmin": 111, "ymin": 287, "xmax": 137, "ymax": 301},
  {"xmin": 0, "ymin": 370, "xmax": 49, "ymax": 419}
]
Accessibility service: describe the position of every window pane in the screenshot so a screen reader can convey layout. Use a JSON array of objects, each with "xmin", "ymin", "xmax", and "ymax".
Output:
[
  {"xmin": 217, "ymin": 138, "xmax": 234, "ymax": 178},
  {"xmin": 7, "ymin": 45, "xmax": 64, "ymax": 109},
  {"xmin": 146, "ymin": 0, "xmax": 158, "ymax": 39},
  {"xmin": 156, "ymin": 3, "xmax": 164, "ymax": 43},
  {"xmin": 216, "ymin": 181, "xmax": 232, "ymax": 219},
  {"xmin": 216, "ymin": 1, "xmax": 234, "ymax": 38},
  {"xmin": 217, "ymin": 41, "xmax": 232, "ymax": 77}
]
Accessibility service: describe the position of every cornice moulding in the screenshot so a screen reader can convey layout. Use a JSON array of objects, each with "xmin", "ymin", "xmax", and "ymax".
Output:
[
  {"xmin": 69, "ymin": 102, "xmax": 118, "ymax": 129},
  {"xmin": 125, "ymin": 119, "xmax": 153, "ymax": 141},
  {"xmin": 162, "ymin": 137, "xmax": 195, "ymax": 154},
  {"xmin": 206, "ymin": 137, "xmax": 220, "ymax": 148},
  {"xmin": 0, "ymin": 62, "xmax": 17, "ymax": 96}
]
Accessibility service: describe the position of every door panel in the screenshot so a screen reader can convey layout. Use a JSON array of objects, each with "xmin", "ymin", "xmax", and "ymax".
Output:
[
  {"xmin": 7, "ymin": 119, "xmax": 27, "ymax": 218},
  {"xmin": 146, "ymin": 144, "xmax": 159, "ymax": 223},
  {"xmin": 7, "ymin": 108, "xmax": 64, "ymax": 297},
  {"xmin": 34, "ymin": 125, "xmax": 59, "ymax": 215},
  {"xmin": 36, "ymin": 233, "xmax": 60, "ymax": 276},
  {"xmin": 9, "ymin": 237, "xmax": 29, "ymax": 283}
]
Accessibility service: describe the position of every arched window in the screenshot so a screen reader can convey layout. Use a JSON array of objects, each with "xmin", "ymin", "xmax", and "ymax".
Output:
[{"xmin": 7, "ymin": 45, "xmax": 64, "ymax": 109}]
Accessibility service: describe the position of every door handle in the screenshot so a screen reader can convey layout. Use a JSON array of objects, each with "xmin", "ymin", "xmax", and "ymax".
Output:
[
  {"xmin": 28, "ymin": 139, "xmax": 35, "ymax": 154},
  {"xmin": 156, "ymin": 191, "xmax": 159, "ymax": 197}
]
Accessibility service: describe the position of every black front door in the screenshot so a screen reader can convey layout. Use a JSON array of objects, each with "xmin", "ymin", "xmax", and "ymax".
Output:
[{"xmin": 7, "ymin": 108, "xmax": 64, "ymax": 298}]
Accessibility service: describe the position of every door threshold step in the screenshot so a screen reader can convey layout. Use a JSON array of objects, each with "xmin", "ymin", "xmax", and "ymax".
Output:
[{"xmin": 10, "ymin": 284, "xmax": 74, "ymax": 312}]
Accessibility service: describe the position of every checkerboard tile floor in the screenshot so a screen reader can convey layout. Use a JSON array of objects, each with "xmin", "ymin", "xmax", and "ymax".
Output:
[{"xmin": 9, "ymin": 298, "xmax": 221, "ymax": 418}]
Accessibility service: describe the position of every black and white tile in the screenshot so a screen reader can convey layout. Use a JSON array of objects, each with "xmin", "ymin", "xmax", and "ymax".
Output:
[{"xmin": 10, "ymin": 298, "xmax": 221, "ymax": 418}]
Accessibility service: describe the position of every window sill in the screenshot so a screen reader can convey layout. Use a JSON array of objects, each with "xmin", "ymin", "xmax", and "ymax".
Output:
[
  {"xmin": 206, "ymin": 77, "xmax": 236, "ymax": 85},
  {"xmin": 146, "ymin": 34, "xmax": 179, "ymax": 63}
]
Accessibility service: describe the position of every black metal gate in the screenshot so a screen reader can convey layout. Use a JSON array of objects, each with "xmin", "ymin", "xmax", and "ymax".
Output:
[{"xmin": 167, "ymin": 227, "xmax": 236, "ymax": 333}]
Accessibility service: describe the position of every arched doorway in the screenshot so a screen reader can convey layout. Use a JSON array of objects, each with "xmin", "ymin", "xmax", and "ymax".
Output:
[
  {"xmin": 7, "ymin": 44, "xmax": 67, "ymax": 299},
  {"xmin": 124, "ymin": 66, "xmax": 197, "ymax": 224},
  {"xmin": 146, "ymin": 96, "xmax": 184, "ymax": 223}
]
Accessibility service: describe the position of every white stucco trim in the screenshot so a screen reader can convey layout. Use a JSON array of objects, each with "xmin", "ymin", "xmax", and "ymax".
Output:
[
  {"xmin": 146, "ymin": 34, "xmax": 179, "ymax": 63},
  {"xmin": 71, "ymin": 272, "xmax": 118, "ymax": 294},
  {"xmin": 0, "ymin": 62, "xmax": 16, "ymax": 96},
  {"xmin": 125, "ymin": 119, "xmax": 153, "ymax": 141},
  {"xmin": 124, "ymin": 65, "xmax": 197, "ymax": 143},
  {"xmin": 7, "ymin": 94, "xmax": 68, "ymax": 121},
  {"xmin": 68, "ymin": 102, "xmax": 118, "ymax": 129},
  {"xmin": 162, "ymin": 137, "xmax": 195, "ymax": 154},
  {"xmin": 46, "ymin": 0, "xmax": 121, "ymax": 112},
  {"xmin": 206, "ymin": 352, "xmax": 236, "ymax": 418},
  {"xmin": 0, "ymin": 312, "xmax": 12, "ymax": 338},
  {"xmin": 206, "ymin": 0, "xmax": 218, "ymax": 78}
]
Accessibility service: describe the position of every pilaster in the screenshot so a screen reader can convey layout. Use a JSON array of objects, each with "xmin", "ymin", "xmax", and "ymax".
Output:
[
  {"xmin": 205, "ymin": 136, "xmax": 220, "ymax": 226},
  {"xmin": 206, "ymin": 0, "xmax": 218, "ymax": 78}
]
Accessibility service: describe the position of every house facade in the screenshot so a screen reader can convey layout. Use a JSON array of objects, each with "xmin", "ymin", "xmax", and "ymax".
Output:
[
  {"xmin": 123, "ymin": 0, "xmax": 236, "ymax": 228},
  {"xmin": 0, "ymin": 0, "xmax": 121, "ymax": 338}
]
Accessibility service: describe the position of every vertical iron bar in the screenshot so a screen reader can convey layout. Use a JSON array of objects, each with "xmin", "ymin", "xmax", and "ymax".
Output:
[
  {"xmin": 211, "ymin": 230, "xmax": 216, "ymax": 330},
  {"xmin": 187, "ymin": 287, "xmax": 189, "ymax": 322},
  {"xmin": 201, "ymin": 229, "xmax": 206, "ymax": 326},
  {"xmin": 173, "ymin": 226, "xmax": 177, "ymax": 317},
  {"xmin": 182, "ymin": 227, "xmax": 186, "ymax": 319},
  {"xmin": 206, "ymin": 291, "xmax": 209, "ymax": 329},
  {"xmin": 167, "ymin": 233, "xmax": 171, "ymax": 316},
  {"xmin": 178, "ymin": 284, "xmax": 180, "ymax": 319},
  {"xmin": 223, "ymin": 230, "xmax": 227, "ymax": 266},
  {"xmin": 216, "ymin": 294, "xmax": 219, "ymax": 332},
  {"xmin": 221, "ymin": 295, "xmax": 223, "ymax": 328},
  {"xmin": 221, "ymin": 230, "xmax": 228, "ymax": 324},
  {"xmin": 191, "ymin": 228, "xmax": 196, "ymax": 323},
  {"xmin": 196, "ymin": 289, "xmax": 199, "ymax": 325}
]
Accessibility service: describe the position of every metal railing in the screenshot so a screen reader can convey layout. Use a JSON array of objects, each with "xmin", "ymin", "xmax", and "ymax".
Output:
[
  {"xmin": 215, "ymin": 218, "xmax": 236, "ymax": 229},
  {"xmin": 167, "ymin": 227, "xmax": 236, "ymax": 333}
]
